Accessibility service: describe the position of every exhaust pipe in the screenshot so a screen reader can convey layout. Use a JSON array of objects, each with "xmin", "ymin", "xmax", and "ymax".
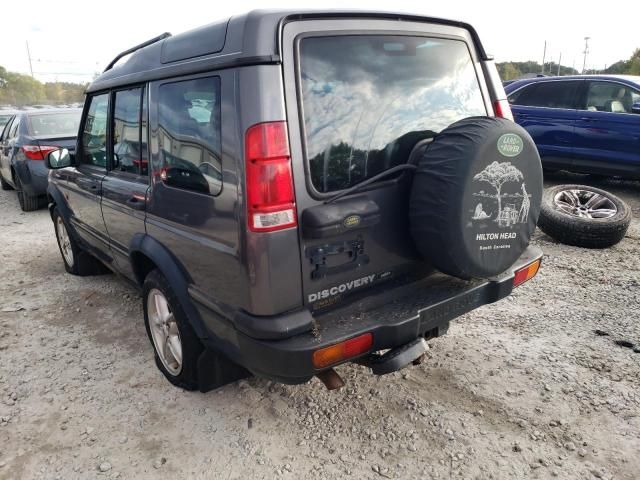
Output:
[{"xmin": 316, "ymin": 368, "xmax": 345, "ymax": 390}]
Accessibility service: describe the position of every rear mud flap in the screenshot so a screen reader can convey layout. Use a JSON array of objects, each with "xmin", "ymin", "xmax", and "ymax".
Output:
[
  {"xmin": 359, "ymin": 337, "xmax": 430, "ymax": 375},
  {"xmin": 197, "ymin": 348, "xmax": 252, "ymax": 393}
]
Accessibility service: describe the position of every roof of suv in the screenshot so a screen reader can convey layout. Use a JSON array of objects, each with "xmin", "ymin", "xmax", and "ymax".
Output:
[{"xmin": 87, "ymin": 9, "xmax": 488, "ymax": 94}]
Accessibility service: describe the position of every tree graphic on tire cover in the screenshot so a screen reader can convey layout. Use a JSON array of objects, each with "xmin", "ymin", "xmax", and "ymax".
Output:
[{"xmin": 473, "ymin": 161, "xmax": 524, "ymax": 221}]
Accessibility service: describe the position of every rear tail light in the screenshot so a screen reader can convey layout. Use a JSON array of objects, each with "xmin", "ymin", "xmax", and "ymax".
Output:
[
  {"xmin": 21, "ymin": 145, "xmax": 59, "ymax": 161},
  {"xmin": 493, "ymin": 99, "xmax": 514, "ymax": 122},
  {"xmin": 245, "ymin": 121, "xmax": 297, "ymax": 232},
  {"xmin": 312, "ymin": 333, "xmax": 373, "ymax": 369},
  {"xmin": 513, "ymin": 259, "xmax": 541, "ymax": 287}
]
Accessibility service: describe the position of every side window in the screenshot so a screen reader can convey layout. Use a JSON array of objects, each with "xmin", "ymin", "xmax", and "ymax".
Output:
[
  {"xmin": 584, "ymin": 82, "xmax": 640, "ymax": 113},
  {"xmin": 0, "ymin": 118, "xmax": 13, "ymax": 142},
  {"xmin": 112, "ymin": 87, "xmax": 143, "ymax": 175},
  {"xmin": 81, "ymin": 94, "xmax": 109, "ymax": 168},
  {"xmin": 509, "ymin": 82, "xmax": 577, "ymax": 109},
  {"xmin": 156, "ymin": 76, "xmax": 222, "ymax": 195},
  {"xmin": 9, "ymin": 116, "xmax": 20, "ymax": 139}
]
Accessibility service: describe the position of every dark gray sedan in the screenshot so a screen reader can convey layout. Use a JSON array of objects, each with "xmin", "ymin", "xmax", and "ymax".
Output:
[{"xmin": 0, "ymin": 108, "xmax": 81, "ymax": 211}]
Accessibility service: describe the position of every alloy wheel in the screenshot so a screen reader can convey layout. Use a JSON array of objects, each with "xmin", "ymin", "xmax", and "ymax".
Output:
[
  {"xmin": 56, "ymin": 217, "xmax": 74, "ymax": 267},
  {"xmin": 553, "ymin": 188, "xmax": 617, "ymax": 219},
  {"xmin": 147, "ymin": 289, "xmax": 183, "ymax": 376}
]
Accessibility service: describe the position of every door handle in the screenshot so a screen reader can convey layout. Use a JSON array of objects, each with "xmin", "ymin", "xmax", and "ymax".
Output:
[{"xmin": 579, "ymin": 117, "xmax": 595, "ymax": 121}]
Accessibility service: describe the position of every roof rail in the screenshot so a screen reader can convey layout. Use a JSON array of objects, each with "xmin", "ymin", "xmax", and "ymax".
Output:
[{"xmin": 103, "ymin": 32, "xmax": 172, "ymax": 72}]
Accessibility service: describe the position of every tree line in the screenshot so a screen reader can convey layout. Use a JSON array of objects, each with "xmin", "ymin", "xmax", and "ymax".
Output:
[
  {"xmin": 497, "ymin": 48, "xmax": 640, "ymax": 81},
  {"xmin": 0, "ymin": 65, "xmax": 88, "ymax": 107}
]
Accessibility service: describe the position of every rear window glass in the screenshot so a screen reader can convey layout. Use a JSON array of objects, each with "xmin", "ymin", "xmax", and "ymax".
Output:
[
  {"xmin": 29, "ymin": 112, "xmax": 81, "ymax": 137},
  {"xmin": 299, "ymin": 35, "xmax": 486, "ymax": 193}
]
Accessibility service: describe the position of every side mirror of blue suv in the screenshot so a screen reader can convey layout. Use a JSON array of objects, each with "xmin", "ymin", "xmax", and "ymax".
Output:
[{"xmin": 632, "ymin": 102, "xmax": 640, "ymax": 114}]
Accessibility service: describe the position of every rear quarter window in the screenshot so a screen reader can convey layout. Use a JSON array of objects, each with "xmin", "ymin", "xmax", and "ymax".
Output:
[
  {"xmin": 298, "ymin": 35, "xmax": 486, "ymax": 193},
  {"xmin": 156, "ymin": 76, "xmax": 222, "ymax": 196}
]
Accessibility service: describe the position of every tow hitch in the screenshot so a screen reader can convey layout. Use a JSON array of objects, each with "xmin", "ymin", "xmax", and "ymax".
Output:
[{"xmin": 359, "ymin": 338, "xmax": 430, "ymax": 375}]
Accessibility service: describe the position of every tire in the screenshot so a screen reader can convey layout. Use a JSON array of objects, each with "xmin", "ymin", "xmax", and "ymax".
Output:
[
  {"xmin": 538, "ymin": 185, "xmax": 631, "ymax": 249},
  {"xmin": 14, "ymin": 174, "xmax": 40, "ymax": 211},
  {"xmin": 0, "ymin": 173, "xmax": 12, "ymax": 190},
  {"xmin": 409, "ymin": 117, "xmax": 543, "ymax": 279},
  {"xmin": 143, "ymin": 270, "xmax": 204, "ymax": 391},
  {"xmin": 52, "ymin": 207, "xmax": 109, "ymax": 275}
]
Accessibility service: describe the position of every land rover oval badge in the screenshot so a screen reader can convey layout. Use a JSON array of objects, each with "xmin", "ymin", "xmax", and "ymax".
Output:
[
  {"xmin": 497, "ymin": 133, "xmax": 523, "ymax": 157},
  {"xmin": 343, "ymin": 215, "xmax": 361, "ymax": 228}
]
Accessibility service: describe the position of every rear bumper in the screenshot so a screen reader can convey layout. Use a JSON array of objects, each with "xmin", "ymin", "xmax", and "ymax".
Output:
[{"xmin": 194, "ymin": 245, "xmax": 542, "ymax": 384}]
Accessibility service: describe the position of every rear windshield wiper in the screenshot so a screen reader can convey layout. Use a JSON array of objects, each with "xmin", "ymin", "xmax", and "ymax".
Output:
[
  {"xmin": 325, "ymin": 163, "xmax": 417, "ymax": 204},
  {"xmin": 325, "ymin": 137, "xmax": 434, "ymax": 204}
]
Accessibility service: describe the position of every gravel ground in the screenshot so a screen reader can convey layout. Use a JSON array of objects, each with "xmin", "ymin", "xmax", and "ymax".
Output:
[{"xmin": 0, "ymin": 172, "xmax": 639, "ymax": 480}]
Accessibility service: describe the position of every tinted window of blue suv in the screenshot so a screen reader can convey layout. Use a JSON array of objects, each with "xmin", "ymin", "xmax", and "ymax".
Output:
[{"xmin": 509, "ymin": 81, "xmax": 580, "ymax": 109}]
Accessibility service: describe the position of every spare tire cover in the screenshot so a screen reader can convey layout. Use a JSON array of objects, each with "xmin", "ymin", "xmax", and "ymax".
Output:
[{"xmin": 409, "ymin": 116, "xmax": 542, "ymax": 279}]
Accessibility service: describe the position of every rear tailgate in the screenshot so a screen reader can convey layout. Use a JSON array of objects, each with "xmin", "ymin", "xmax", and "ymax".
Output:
[{"xmin": 281, "ymin": 18, "xmax": 494, "ymax": 312}]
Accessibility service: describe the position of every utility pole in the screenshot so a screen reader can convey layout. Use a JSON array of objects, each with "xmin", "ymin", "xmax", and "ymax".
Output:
[
  {"xmin": 541, "ymin": 40, "xmax": 547, "ymax": 74},
  {"xmin": 557, "ymin": 53, "xmax": 562, "ymax": 76},
  {"xmin": 582, "ymin": 37, "xmax": 590, "ymax": 74},
  {"xmin": 26, "ymin": 41, "xmax": 34, "ymax": 78}
]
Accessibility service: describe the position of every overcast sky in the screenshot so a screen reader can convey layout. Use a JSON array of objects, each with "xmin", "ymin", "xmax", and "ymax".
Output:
[{"xmin": 2, "ymin": 0, "xmax": 637, "ymax": 83}]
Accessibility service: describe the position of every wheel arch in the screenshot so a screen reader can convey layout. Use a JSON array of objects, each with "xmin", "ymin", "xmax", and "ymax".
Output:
[
  {"xmin": 129, "ymin": 233, "xmax": 209, "ymax": 340},
  {"xmin": 46, "ymin": 183, "xmax": 72, "ymax": 221}
]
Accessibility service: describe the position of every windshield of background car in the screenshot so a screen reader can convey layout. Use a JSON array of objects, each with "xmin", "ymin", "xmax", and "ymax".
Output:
[
  {"xmin": 299, "ymin": 35, "xmax": 486, "ymax": 193},
  {"xmin": 28, "ymin": 111, "xmax": 81, "ymax": 137}
]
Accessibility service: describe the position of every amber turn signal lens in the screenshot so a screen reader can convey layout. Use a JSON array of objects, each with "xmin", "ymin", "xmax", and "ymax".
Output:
[
  {"xmin": 312, "ymin": 333, "xmax": 373, "ymax": 369},
  {"xmin": 513, "ymin": 259, "xmax": 541, "ymax": 287}
]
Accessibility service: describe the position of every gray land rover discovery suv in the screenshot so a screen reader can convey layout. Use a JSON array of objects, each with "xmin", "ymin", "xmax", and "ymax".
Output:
[{"xmin": 45, "ymin": 10, "xmax": 544, "ymax": 392}]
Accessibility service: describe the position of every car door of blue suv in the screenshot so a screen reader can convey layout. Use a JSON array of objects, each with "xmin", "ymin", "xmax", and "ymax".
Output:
[
  {"xmin": 573, "ymin": 79, "xmax": 640, "ymax": 177},
  {"xmin": 508, "ymin": 79, "xmax": 583, "ymax": 170}
]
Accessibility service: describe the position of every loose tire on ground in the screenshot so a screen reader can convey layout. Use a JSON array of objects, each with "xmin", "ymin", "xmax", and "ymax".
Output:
[
  {"xmin": 409, "ymin": 117, "xmax": 543, "ymax": 279},
  {"xmin": 538, "ymin": 184, "xmax": 631, "ymax": 249},
  {"xmin": 52, "ymin": 207, "xmax": 109, "ymax": 275},
  {"xmin": 143, "ymin": 269, "xmax": 204, "ymax": 391}
]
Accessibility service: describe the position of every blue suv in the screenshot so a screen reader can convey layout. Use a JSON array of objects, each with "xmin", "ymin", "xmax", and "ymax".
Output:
[{"xmin": 505, "ymin": 75, "xmax": 640, "ymax": 178}]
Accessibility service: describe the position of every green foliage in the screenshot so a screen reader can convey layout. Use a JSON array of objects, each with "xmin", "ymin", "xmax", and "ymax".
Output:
[
  {"xmin": 498, "ymin": 48, "xmax": 640, "ymax": 80},
  {"xmin": 626, "ymin": 48, "xmax": 640, "ymax": 75},
  {"xmin": 496, "ymin": 61, "xmax": 578, "ymax": 81},
  {"xmin": 600, "ymin": 48, "xmax": 640, "ymax": 75},
  {"xmin": 0, "ymin": 65, "xmax": 87, "ymax": 107}
]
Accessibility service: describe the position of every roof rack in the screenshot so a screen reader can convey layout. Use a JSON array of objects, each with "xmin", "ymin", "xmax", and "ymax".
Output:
[{"xmin": 103, "ymin": 32, "xmax": 172, "ymax": 72}]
